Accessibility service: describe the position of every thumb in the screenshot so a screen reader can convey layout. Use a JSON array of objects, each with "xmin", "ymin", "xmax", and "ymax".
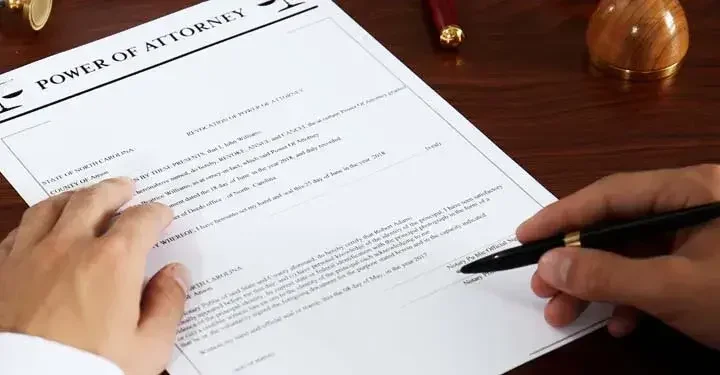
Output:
[
  {"xmin": 536, "ymin": 247, "xmax": 692, "ymax": 313},
  {"xmin": 136, "ymin": 263, "xmax": 190, "ymax": 369}
]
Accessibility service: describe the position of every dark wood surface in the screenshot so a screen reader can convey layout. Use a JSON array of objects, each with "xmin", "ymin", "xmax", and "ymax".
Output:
[{"xmin": 1, "ymin": 0, "xmax": 719, "ymax": 373}]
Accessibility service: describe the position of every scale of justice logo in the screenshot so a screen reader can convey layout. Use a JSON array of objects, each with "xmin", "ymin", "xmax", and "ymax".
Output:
[
  {"xmin": 258, "ymin": 0, "xmax": 305, "ymax": 12},
  {"xmin": 0, "ymin": 83, "xmax": 23, "ymax": 116}
]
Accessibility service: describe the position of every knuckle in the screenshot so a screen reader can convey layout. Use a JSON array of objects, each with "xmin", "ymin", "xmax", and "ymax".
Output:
[
  {"xmin": 99, "ymin": 235, "xmax": 130, "ymax": 259},
  {"xmin": 693, "ymin": 163, "xmax": 720, "ymax": 180},
  {"xmin": 568, "ymin": 256, "xmax": 608, "ymax": 298},
  {"xmin": 3, "ymin": 228, "xmax": 18, "ymax": 242},
  {"xmin": 119, "ymin": 204, "xmax": 141, "ymax": 218},
  {"xmin": 144, "ymin": 202, "xmax": 172, "ymax": 218},
  {"xmin": 106, "ymin": 177, "xmax": 135, "ymax": 195},
  {"xmin": 125, "ymin": 202, "xmax": 149, "ymax": 215},
  {"xmin": 129, "ymin": 202, "xmax": 172, "ymax": 225},
  {"xmin": 597, "ymin": 171, "xmax": 628, "ymax": 186},
  {"xmin": 74, "ymin": 185, "xmax": 105, "ymax": 202},
  {"xmin": 119, "ymin": 205, "xmax": 151, "ymax": 226},
  {"xmin": 21, "ymin": 203, "xmax": 45, "ymax": 222},
  {"xmin": 37, "ymin": 232, "xmax": 69, "ymax": 255},
  {"xmin": 67, "ymin": 193, "xmax": 96, "ymax": 215},
  {"xmin": 105, "ymin": 176, "xmax": 133, "ymax": 186},
  {"xmin": 134, "ymin": 203, "xmax": 158, "ymax": 217},
  {"xmin": 72, "ymin": 178, "xmax": 131, "ymax": 204},
  {"xmin": 22, "ymin": 196, "xmax": 62, "ymax": 222},
  {"xmin": 658, "ymin": 257, "xmax": 693, "ymax": 293},
  {"xmin": 594, "ymin": 174, "xmax": 616, "ymax": 188},
  {"xmin": 690, "ymin": 164, "xmax": 720, "ymax": 199}
]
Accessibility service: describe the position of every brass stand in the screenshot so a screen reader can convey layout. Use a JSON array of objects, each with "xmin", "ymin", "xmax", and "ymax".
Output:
[{"xmin": 0, "ymin": 0, "xmax": 53, "ymax": 31}]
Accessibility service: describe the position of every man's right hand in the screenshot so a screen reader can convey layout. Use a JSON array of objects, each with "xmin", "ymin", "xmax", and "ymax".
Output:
[{"xmin": 517, "ymin": 164, "xmax": 720, "ymax": 350}]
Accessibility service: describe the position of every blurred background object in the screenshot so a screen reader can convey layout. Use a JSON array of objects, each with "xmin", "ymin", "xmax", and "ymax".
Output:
[
  {"xmin": 0, "ymin": 0, "xmax": 53, "ymax": 31},
  {"xmin": 586, "ymin": 0, "xmax": 689, "ymax": 80}
]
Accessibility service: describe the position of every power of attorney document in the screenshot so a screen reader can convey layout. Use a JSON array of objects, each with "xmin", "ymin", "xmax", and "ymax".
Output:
[{"xmin": 0, "ymin": 0, "xmax": 611, "ymax": 374}]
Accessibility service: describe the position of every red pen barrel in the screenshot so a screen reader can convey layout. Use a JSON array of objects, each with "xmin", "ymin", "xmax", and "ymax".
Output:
[
  {"xmin": 425, "ymin": 0, "xmax": 464, "ymax": 48},
  {"xmin": 426, "ymin": 0, "xmax": 457, "ymax": 30}
]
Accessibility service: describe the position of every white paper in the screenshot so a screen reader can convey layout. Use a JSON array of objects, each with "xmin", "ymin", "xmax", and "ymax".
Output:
[{"xmin": 0, "ymin": 1, "xmax": 611, "ymax": 374}]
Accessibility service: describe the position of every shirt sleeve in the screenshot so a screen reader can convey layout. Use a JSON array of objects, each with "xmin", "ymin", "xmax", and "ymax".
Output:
[{"xmin": 0, "ymin": 332, "xmax": 124, "ymax": 374}]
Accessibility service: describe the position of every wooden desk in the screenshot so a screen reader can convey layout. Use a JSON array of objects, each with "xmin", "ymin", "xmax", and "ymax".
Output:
[{"xmin": 1, "ymin": 0, "xmax": 719, "ymax": 373}]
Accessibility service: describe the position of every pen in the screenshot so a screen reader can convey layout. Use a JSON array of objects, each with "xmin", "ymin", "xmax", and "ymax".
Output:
[
  {"xmin": 424, "ymin": 0, "xmax": 465, "ymax": 48},
  {"xmin": 459, "ymin": 201, "xmax": 720, "ymax": 274}
]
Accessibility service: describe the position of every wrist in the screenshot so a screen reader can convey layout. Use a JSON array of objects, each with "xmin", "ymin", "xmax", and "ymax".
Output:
[{"xmin": 0, "ymin": 332, "xmax": 124, "ymax": 374}]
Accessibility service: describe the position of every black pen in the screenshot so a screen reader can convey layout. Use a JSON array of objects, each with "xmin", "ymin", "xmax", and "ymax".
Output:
[{"xmin": 459, "ymin": 201, "xmax": 720, "ymax": 274}]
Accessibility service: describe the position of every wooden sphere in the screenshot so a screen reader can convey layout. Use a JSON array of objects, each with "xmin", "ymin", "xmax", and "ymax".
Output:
[{"xmin": 586, "ymin": 0, "xmax": 689, "ymax": 80}]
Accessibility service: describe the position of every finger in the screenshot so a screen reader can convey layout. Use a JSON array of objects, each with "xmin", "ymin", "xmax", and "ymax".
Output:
[
  {"xmin": 673, "ymin": 228, "xmax": 694, "ymax": 249},
  {"xmin": 55, "ymin": 177, "xmax": 135, "ymax": 238},
  {"xmin": 517, "ymin": 164, "xmax": 720, "ymax": 242},
  {"xmin": 673, "ymin": 218, "xmax": 720, "ymax": 260},
  {"xmin": 101, "ymin": 202, "xmax": 173, "ymax": 261},
  {"xmin": 0, "ymin": 228, "xmax": 18, "ymax": 263},
  {"xmin": 544, "ymin": 292, "xmax": 589, "ymax": 327},
  {"xmin": 13, "ymin": 192, "xmax": 72, "ymax": 251},
  {"xmin": 136, "ymin": 263, "xmax": 190, "ymax": 374},
  {"xmin": 531, "ymin": 271, "xmax": 558, "ymax": 298},
  {"xmin": 536, "ymin": 247, "xmax": 693, "ymax": 314},
  {"xmin": 607, "ymin": 305, "xmax": 640, "ymax": 338}
]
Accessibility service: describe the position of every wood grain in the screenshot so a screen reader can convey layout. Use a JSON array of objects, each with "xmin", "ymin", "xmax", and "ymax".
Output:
[
  {"xmin": 586, "ymin": 0, "xmax": 689, "ymax": 72},
  {"xmin": 2, "ymin": 0, "xmax": 720, "ymax": 373}
]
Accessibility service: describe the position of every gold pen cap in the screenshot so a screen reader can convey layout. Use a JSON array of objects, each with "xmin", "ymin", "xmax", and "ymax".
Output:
[
  {"xmin": 425, "ymin": 0, "xmax": 464, "ymax": 49},
  {"xmin": 440, "ymin": 25, "xmax": 464, "ymax": 48},
  {"xmin": 1, "ymin": 0, "xmax": 53, "ymax": 31}
]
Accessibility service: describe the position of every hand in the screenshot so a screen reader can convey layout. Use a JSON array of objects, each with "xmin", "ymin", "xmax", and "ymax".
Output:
[
  {"xmin": 0, "ymin": 177, "xmax": 190, "ymax": 374},
  {"xmin": 517, "ymin": 164, "xmax": 720, "ymax": 350}
]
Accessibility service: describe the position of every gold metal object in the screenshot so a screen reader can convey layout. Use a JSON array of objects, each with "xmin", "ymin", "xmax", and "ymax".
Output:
[
  {"xmin": 590, "ymin": 55, "xmax": 682, "ymax": 81},
  {"xmin": 1, "ymin": 0, "xmax": 52, "ymax": 31},
  {"xmin": 563, "ymin": 232, "xmax": 582, "ymax": 247},
  {"xmin": 439, "ymin": 24, "xmax": 464, "ymax": 48}
]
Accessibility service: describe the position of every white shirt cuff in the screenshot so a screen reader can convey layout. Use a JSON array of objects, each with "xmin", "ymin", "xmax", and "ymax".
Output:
[{"xmin": 0, "ymin": 332, "xmax": 124, "ymax": 374}]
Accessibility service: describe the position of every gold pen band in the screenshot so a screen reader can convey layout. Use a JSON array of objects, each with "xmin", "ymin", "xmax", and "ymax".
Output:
[
  {"xmin": 590, "ymin": 55, "xmax": 681, "ymax": 81},
  {"xmin": 563, "ymin": 231, "xmax": 582, "ymax": 247}
]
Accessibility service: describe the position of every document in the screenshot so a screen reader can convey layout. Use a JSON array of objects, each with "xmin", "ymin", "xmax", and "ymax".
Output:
[{"xmin": 0, "ymin": 0, "xmax": 611, "ymax": 373}]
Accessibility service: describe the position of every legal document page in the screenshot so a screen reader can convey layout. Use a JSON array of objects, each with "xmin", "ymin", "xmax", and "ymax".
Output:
[{"xmin": 0, "ymin": 0, "xmax": 611, "ymax": 374}]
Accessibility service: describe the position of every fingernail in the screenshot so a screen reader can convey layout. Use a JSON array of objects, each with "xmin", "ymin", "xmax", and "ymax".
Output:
[
  {"xmin": 172, "ymin": 264, "xmax": 191, "ymax": 294},
  {"xmin": 538, "ymin": 250, "xmax": 572, "ymax": 287}
]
